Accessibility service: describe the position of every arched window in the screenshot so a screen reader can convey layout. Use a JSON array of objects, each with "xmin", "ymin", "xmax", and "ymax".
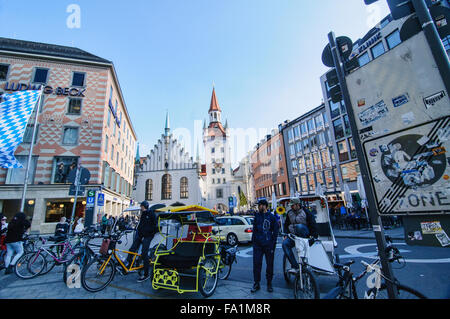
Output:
[
  {"xmin": 180, "ymin": 177, "xmax": 188, "ymax": 199},
  {"xmin": 145, "ymin": 179, "xmax": 153, "ymax": 201},
  {"xmin": 161, "ymin": 174, "xmax": 172, "ymax": 200}
]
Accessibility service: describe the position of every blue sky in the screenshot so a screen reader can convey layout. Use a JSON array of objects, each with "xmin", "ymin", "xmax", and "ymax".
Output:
[{"xmin": 0, "ymin": 0, "xmax": 390, "ymax": 165}]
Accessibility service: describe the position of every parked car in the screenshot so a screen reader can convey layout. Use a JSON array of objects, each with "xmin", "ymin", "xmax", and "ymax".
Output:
[{"xmin": 213, "ymin": 216, "xmax": 254, "ymax": 246}]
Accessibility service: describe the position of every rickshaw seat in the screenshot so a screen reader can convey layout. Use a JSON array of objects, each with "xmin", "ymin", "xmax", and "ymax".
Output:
[
  {"xmin": 316, "ymin": 222, "xmax": 332, "ymax": 237},
  {"xmin": 183, "ymin": 225, "xmax": 213, "ymax": 242},
  {"xmin": 157, "ymin": 241, "xmax": 216, "ymax": 269}
]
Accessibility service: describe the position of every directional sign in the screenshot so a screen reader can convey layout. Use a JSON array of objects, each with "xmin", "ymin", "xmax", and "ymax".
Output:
[
  {"xmin": 97, "ymin": 193, "xmax": 105, "ymax": 207},
  {"xmin": 69, "ymin": 185, "xmax": 85, "ymax": 196}
]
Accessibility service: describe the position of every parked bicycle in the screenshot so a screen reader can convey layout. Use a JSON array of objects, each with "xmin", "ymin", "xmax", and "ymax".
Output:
[
  {"xmin": 218, "ymin": 243, "xmax": 238, "ymax": 280},
  {"xmin": 63, "ymin": 227, "xmax": 103, "ymax": 285},
  {"xmin": 80, "ymin": 229, "xmax": 165, "ymax": 293},
  {"xmin": 323, "ymin": 236, "xmax": 427, "ymax": 299},
  {"xmin": 15, "ymin": 234, "xmax": 80, "ymax": 279}
]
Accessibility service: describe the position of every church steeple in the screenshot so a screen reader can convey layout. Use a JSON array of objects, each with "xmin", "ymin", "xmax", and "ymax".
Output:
[
  {"xmin": 164, "ymin": 110, "xmax": 170, "ymax": 137},
  {"xmin": 209, "ymin": 87, "xmax": 222, "ymax": 124}
]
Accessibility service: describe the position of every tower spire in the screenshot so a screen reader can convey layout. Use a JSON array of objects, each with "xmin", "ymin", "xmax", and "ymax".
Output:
[{"xmin": 164, "ymin": 110, "xmax": 170, "ymax": 137}]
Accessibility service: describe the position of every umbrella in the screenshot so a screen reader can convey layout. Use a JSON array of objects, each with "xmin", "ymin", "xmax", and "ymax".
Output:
[{"xmin": 343, "ymin": 182, "xmax": 353, "ymax": 209}]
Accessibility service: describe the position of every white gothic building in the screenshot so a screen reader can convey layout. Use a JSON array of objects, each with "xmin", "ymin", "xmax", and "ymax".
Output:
[
  {"xmin": 133, "ymin": 113, "xmax": 202, "ymax": 206},
  {"xmin": 201, "ymin": 88, "xmax": 235, "ymax": 212}
]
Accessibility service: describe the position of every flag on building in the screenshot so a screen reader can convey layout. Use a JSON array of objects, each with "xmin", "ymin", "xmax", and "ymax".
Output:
[{"xmin": 0, "ymin": 90, "xmax": 41, "ymax": 169}]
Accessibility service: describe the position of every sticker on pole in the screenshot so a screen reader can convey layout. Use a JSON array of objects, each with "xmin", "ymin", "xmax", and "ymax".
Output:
[{"xmin": 363, "ymin": 117, "xmax": 450, "ymax": 216}]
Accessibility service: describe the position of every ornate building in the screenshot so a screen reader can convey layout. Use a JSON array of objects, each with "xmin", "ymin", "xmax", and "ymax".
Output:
[{"xmin": 133, "ymin": 112, "xmax": 202, "ymax": 206}]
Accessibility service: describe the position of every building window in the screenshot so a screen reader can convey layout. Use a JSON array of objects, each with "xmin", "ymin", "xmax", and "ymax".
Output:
[
  {"xmin": 72, "ymin": 72, "xmax": 86, "ymax": 87},
  {"xmin": 300, "ymin": 175, "xmax": 308, "ymax": 193},
  {"xmin": 371, "ymin": 41, "xmax": 385, "ymax": 59},
  {"xmin": 62, "ymin": 127, "xmax": 79, "ymax": 145},
  {"xmin": 315, "ymin": 115, "xmax": 324, "ymax": 129},
  {"xmin": 211, "ymin": 147, "xmax": 215, "ymax": 154},
  {"xmin": 341, "ymin": 161, "xmax": 359, "ymax": 182},
  {"xmin": 333, "ymin": 118, "xmax": 345, "ymax": 140},
  {"xmin": 307, "ymin": 119, "xmax": 315, "ymax": 132},
  {"xmin": 23, "ymin": 124, "xmax": 39, "ymax": 144},
  {"xmin": 308, "ymin": 174, "xmax": 316, "ymax": 192},
  {"xmin": 53, "ymin": 157, "xmax": 78, "ymax": 184},
  {"xmin": 313, "ymin": 152, "xmax": 322, "ymax": 170},
  {"xmin": 161, "ymin": 174, "xmax": 172, "ymax": 200},
  {"xmin": 111, "ymin": 145, "xmax": 114, "ymax": 161},
  {"xmin": 68, "ymin": 98, "xmax": 82, "ymax": 115},
  {"xmin": 343, "ymin": 115, "xmax": 352, "ymax": 136},
  {"xmin": 32, "ymin": 68, "xmax": 49, "ymax": 84},
  {"xmin": 330, "ymin": 101, "xmax": 341, "ymax": 119},
  {"xmin": 316, "ymin": 172, "xmax": 324, "ymax": 186},
  {"xmin": 349, "ymin": 138, "xmax": 357, "ymax": 159},
  {"xmin": 303, "ymin": 139, "xmax": 309, "ymax": 153},
  {"xmin": 146, "ymin": 179, "xmax": 153, "ymax": 201},
  {"xmin": 321, "ymin": 149, "xmax": 330, "ymax": 168},
  {"xmin": 6, "ymin": 156, "xmax": 38, "ymax": 185},
  {"xmin": 442, "ymin": 35, "xmax": 450, "ymax": 56},
  {"xmin": 288, "ymin": 129, "xmax": 294, "ymax": 141},
  {"xmin": 305, "ymin": 155, "xmax": 312, "ymax": 172},
  {"xmin": 325, "ymin": 170, "xmax": 334, "ymax": 189},
  {"xmin": 358, "ymin": 52, "xmax": 370, "ymax": 67},
  {"xmin": 294, "ymin": 126, "xmax": 300, "ymax": 138},
  {"xmin": 103, "ymin": 162, "xmax": 110, "ymax": 187},
  {"xmin": 300, "ymin": 123, "xmax": 307, "ymax": 135},
  {"xmin": 386, "ymin": 30, "xmax": 401, "ymax": 50},
  {"xmin": 180, "ymin": 177, "xmax": 189, "ymax": 199},
  {"xmin": 299, "ymin": 158, "xmax": 305, "ymax": 171},
  {"xmin": 0, "ymin": 64, "xmax": 9, "ymax": 81},
  {"xmin": 295, "ymin": 141, "xmax": 303, "ymax": 154},
  {"xmin": 216, "ymin": 189, "xmax": 223, "ymax": 199},
  {"xmin": 338, "ymin": 140, "xmax": 350, "ymax": 162},
  {"xmin": 105, "ymin": 135, "xmax": 109, "ymax": 153},
  {"xmin": 290, "ymin": 144, "xmax": 296, "ymax": 156},
  {"xmin": 292, "ymin": 160, "xmax": 298, "ymax": 171}
]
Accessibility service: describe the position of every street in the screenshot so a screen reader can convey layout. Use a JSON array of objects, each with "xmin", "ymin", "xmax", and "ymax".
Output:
[{"xmin": 0, "ymin": 235, "xmax": 448, "ymax": 299}]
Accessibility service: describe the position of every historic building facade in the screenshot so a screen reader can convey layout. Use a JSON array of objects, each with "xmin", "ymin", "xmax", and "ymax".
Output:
[
  {"xmin": 0, "ymin": 37, "xmax": 137, "ymax": 233},
  {"xmin": 133, "ymin": 113, "xmax": 202, "ymax": 207}
]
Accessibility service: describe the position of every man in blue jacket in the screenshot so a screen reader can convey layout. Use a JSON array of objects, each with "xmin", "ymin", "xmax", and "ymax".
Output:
[{"xmin": 251, "ymin": 199, "xmax": 279, "ymax": 293}]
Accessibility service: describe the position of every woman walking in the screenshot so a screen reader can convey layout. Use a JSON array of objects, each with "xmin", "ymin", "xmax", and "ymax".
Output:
[{"xmin": 3, "ymin": 212, "xmax": 31, "ymax": 275}]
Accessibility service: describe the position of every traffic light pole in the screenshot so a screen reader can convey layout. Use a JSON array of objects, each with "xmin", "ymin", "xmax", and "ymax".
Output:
[
  {"xmin": 327, "ymin": 31, "xmax": 398, "ymax": 299},
  {"xmin": 411, "ymin": 0, "xmax": 450, "ymax": 96}
]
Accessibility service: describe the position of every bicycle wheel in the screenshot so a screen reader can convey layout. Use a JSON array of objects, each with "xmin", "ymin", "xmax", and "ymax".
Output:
[
  {"xmin": 199, "ymin": 258, "xmax": 219, "ymax": 298},
  {"xmin": 294, "ymin": 268, "xmax": 320, "ymax": 299},
  {"xmin": 366, "ymin": 283, "xmax": 427, "ymax": 299},
  {"xmin": 218, "ymin": 259, "xmax": 232, "ymax": 280},
  {"xmin": 81, "ymin": 256, "xmax": 116, "ymax": 293},
  {"xmin": 39, "ymin": 250, "xmax": 57, "ymax": 275},
  {"xmin": 15, "ymin": 252, "xmax": 46, "ymax": 279}
]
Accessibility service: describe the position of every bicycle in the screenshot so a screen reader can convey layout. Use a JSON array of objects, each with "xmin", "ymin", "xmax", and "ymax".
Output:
[
  {"xmin": 80, "ymin": 229, "xmax": 165, "ymax": 293},
  {"xmin": 218, "ymin": 243, "xmax": 238, "ymax": 280},
  {"xmin": 281, "ymin": 232, "xmax": 320, "ymax": 299},
  {"xmin": 63, "ymin": 227, "xmax": 103, "ymax": 285},
  {"xmin": 15, "ymin": 235, "xmax": 78, "ymax": 279},
  {"xmin": 323, "ymin": 236, "xmax": 427, "ymax": 299}
]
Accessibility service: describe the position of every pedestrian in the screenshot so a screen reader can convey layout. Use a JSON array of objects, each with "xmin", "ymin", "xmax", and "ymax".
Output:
[
  {"xmin": 118, "ymin": 216, "xmax": 126, "ymax": 231},
  {"xmin": 101, "ymin": 214, "xmax": 108, "ymax": 235},
  {"xmin": 124, "ymin": 201, "xmax": 158, "ymax": 282},
  {"xmin": 282, "ymin": 198, "xmax": 318, "ymax": 273},
  {"xmin": 3, "ymin": 212, "xmax": 31, "ymax": 275},
  {"xmin": 251, "ymin": 199, "xmax": 279, "ymax": 294},
  {"xmin": 74, "ymin": 218, "xmax": 84, "ymax": 234},
  {"xmin": 0, "ymin": 215, "xmax": 8, "ymax": 270}
]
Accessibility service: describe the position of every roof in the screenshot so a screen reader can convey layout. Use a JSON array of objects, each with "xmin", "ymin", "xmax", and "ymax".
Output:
[
  {"xmin": 207, "ymin": 122, "xmax": 227, "ymax": 137},
  {"xmin": 0, "ymin": 37, "xmax": 112, "ymax": 64},
  {"xmin": 156, "ymin": 205, "xmax": 219, "ymax": 215},
  {"xmin": 209, "ymin": 87, "xmax": 221, "ymax": 112}
]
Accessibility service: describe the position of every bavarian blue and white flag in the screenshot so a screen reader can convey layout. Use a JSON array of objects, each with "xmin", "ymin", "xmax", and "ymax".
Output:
[{"xmin": 0, "ymin": 90, "xmax": 42, "ymax": 169}]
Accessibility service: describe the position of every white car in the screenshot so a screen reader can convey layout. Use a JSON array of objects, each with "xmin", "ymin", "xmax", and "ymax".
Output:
[{"xmin": 213, "ymin": 215, "xmax": 254, "ymax": 246}]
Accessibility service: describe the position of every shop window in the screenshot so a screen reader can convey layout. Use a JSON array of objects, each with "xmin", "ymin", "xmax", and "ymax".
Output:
[{"xmin": 45, "ymin": 199, "xmax": 85, "ymax": 223}]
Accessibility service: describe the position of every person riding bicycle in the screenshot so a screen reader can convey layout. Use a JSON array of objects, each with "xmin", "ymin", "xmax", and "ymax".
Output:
[
  {"xmin": 282, "ymin": 198, "xmax": 318, "ymax": 272},
  {"xmin": 124, "ymin": 201, "xmax": 158, "ymax": 283}
]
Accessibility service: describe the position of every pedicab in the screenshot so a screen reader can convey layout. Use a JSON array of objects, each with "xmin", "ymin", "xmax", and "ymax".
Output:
[
  {"xmin": 278, "ymin": 195, "xmax": 340, "ymax": 297},
  {"xmin": 152, "ymin": 206, "xmax": 222, "ymax": 297}
]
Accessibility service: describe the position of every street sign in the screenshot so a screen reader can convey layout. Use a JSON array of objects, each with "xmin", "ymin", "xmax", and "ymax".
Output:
[
  {"xmin": 345, "ymin": 31, "xmax": 450, "ymax": 216},
  {"xmin": 69, "ymin": 185, "xmax": 85, "ymax": 196},
  {"xmin": 97, "ymin": 193, "xmax": 105, "ymax": 207},
  {"xmin": 86, "ymin": 190, "xmax": 95, "ymax": 208}
]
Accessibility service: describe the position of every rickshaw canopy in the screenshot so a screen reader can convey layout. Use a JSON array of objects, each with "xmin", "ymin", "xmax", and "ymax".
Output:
[{"xmin": 156, "ymin": 205, "xmax": 219, "ymax": 215}]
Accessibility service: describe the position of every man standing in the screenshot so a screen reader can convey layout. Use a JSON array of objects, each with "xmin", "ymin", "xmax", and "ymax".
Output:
[
  {"xmin": 125, "ymin": 201, "xmax": 158, "ymax": 282},
  {"xmin": 251, "ymin": 199, "xmax": 279, "ymax": 293},
  {"xmin": 282, "ymin": 198, "xmax": 318, "ymax": 272}
]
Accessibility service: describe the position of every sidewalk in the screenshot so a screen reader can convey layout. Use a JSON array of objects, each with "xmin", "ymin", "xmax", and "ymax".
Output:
[{"xmin": 333, "ymin": 226, "xmax": 405, "ymax": 240}]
